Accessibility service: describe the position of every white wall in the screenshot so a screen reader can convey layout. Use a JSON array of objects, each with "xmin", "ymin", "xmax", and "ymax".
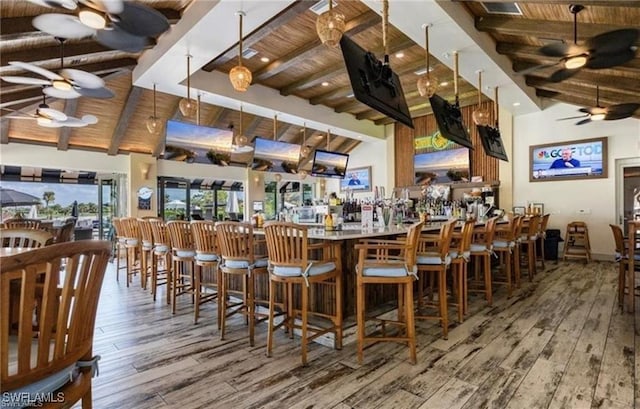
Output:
[{"xmin": 513, "ymin": 102, "xmax": 640, "ymax": 258}]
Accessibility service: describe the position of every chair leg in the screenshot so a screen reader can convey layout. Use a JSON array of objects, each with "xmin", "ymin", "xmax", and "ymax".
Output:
[
  {"xmin": 287, "ymin": 282, "xmax": 294, "ymax": 339},
  {"xmin": 405, "ymin": 280, "xmax": 416, "ymax": 364},
  {"xmin": 514, "ymin": 246, "xmax": 521, "ymax": 289},
  {"xmin": 506, "ymin": 251, "xmax": 512, "ymax": 298},
  {"xmin": 618, "ymin": 264, "xmax": 625, "ymax": 310},
  {"xmin": 334, "ymin": 274, "xmax": 343, "ymax": 350},
  {"xmin": 166, "ymin": 254, "xmax": 172, "ymax": 306},
  {"xmin": 266, "ymin": 278, "xmax": 275, "ymax": 357},
  {"xmin": 463, "ymin": 262, "xmax": 469, "ymax": 314},
  {"xmin": 540, "ymin": 238, "xmax": 546, "ymax": 270},
  {"xmin": 194, "ymin": 264, "xmax": 201, "ymax": 324},
  {"xmin": 356, "ymin": 277, "xmax": 365, "ymax": 364},
  {"xmin": 248, "ymin": 274, "xmax": 256, "ymax": 347},
  {"xmin": 220, "ymin": 273, "xmax": 227, "ymax": 340},
  {"xmin": 484, "ymin": 255, "xmax": 492, "ymax": 306},
  {"xmin": 217, "ymin": 266, "xmax": 223, "ymax": 331},
  {"xmin": 301, "ymin": 281, "xmax": 309, "ymax": 366},
  {"xmin": 439, "ymin": 269, "xmax": 448, "ymax": 339},
  {"xmin": 455, "ymin": 263, "xmax": 463, "ymax": 323},
  {"xmin": 171, "ymin": 259, "xmax": 178, "ymax": 314},
  {"xmin": 151, "ymin": 252, "xmax": 158, "ymax": 301}
]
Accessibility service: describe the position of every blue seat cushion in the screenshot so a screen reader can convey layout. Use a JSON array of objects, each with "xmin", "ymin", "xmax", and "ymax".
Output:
[
  {"xmin": 154, "ymin": 244, "xmax": 169, "ymax": 254},
  {"xmin": 142, "ymin": 240, "xmax": 153, "ymax": 250},
  {"xmin": 125, "ymin": 238, "xmax": 139, "ymax": 246},
  {"xmin": 470, "ymin": 243, "xmax": 489, "ymax": 252},
  {"xmin": 272, "ymin": 261, "xmax": 336, "ymax": 277},
  {"xmin": 493, "ymin": 240, "xmax": 515, "ymax": 249},
  {"xmin": 520, "ymin": 235, "xmax": 537, "ymax": 241},
  {"xmin": 175, "ymin": 250, "xmax": 195, "ymax": 258},
  {"xmin": 6, "ymin": 364, "xmax": 76, "ymax": 408},
  {"xmin": 195, "ymin": 252, "xmax": 218, "ymax": 262},
  {"xmin": 224, "ymin": 258, "xmax": 268, "ymax": 269},
  {"xmin": 362, "ymin": 263, "xmax": 417, "ymax": 277},
  {"xmin": 417, "ymin": 252, "xmax": 451, "ymax": 266}
]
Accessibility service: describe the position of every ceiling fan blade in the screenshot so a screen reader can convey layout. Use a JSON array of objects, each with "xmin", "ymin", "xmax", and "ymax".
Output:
[
  {"xmin": 539, "ymin": 42, "xmax": 587, "ymax": 58},
  {"xmin": 549, "ymin": 68, "xmax": 580, "ymax": 82},
  {"xmin": 60, "ymin": 69, "xmax": 104, "ymax": 89},
  {"xmin": 80, "ymin": 0, "xmax": 124, "ymax": 14},
  {"xmin": 604, "ymin": 103, "xmax": 640, "ymax": 120},
  {"xmin": 96, "ymin": 27, "xmax": 152, "ymax": 52},
  {"xmin": 57, "ymin": 117, "xmax": 90, "ymax": 127},
  {"xmin": 112, "ymin": 2, "xmax": 170, "ymax": 38},
  {"xmin": 0, "ymin": 76, "xmax": 51, "ymax": 86},
  {"xmin": 575, "ymin": 118, "xmax": 592, "ymax": 126},
  {"xmin": 587, "ymin": 29, "xmax": 639, "ymax": 54},
  {"xmin": 515, "ymin": 61, "xmax": 560, "ymax": 76},
  {"xmin": 76, "ymin": 86, "xmax": 114, "ymax": 99},
  {"xmin": 27, "ymin": 0, "xmax": 77, "ymax": 10},
  {"xmin": 39, "ymin": 107, "xmax": 67, "ymax": 122},
  {"xmin": 43, "ymin": 86, "xmax": 82, "ymax": 99},
  {"xmin": 583, "ymin": 106, "xmax": 607, "ymax": 116},
  {"xmin": 557, "ymin": 114, "xmax": 589, "ymax": 121},
  {"xmin": 8, "ymin": 116, "xmax": 38, "ymax": 120},
  {"xmin": 587, "ymin": 49, "xmax": 636, "ymax": 69},
  {"xmin": 37, "ymin": 120, "xmax": 65, "ymax": 128},
  {"xmin": 578, "ymin": 108, "xmax": 590, "ymax": 113},
  {"xmin": 9, "ymin": 61, "xmax": 62, "ymax": 81},
  {"xmin": 32, "ymin": 14, "xmax": 95, "ymax": 40},
  {"xmin": 81, "ymin": 114, "xmax": 98, "ymax": 125}
]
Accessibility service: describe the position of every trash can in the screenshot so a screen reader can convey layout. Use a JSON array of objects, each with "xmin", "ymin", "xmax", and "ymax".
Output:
[{"xmin": 544, "ymin": 229, "xmax": 563, "ymax": 261}]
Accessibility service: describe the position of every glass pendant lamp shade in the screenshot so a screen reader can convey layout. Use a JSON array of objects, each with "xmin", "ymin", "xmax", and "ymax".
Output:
[
  {"xmin": 472, "ymin": 70, "xmax": 490, "ymax": 126},
  {"xmin": 146, "ymin": 83, "xmax": 162, "ymax": 135},
  {"xmin": 417, "ymin": 24, "xmax": 437, "ymax": 98},
  {"xmin": 316, "ymin": 0, "xmax": 345, "ymax": 47},
  {"xmin": 179, "ymin": 55, "xmax": 198, "ymax": 118},
  {"xmin": 230, "ymin": 11, "xmax": 252, "ymax": 92}
]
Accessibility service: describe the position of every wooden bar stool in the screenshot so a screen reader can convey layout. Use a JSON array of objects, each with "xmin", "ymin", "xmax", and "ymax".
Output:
[
  {"xmin": 415, "ymin": 220, "xmax": 456, "ymax": 339},
  {"xmin": 191, "ymin": 221, "xmax": 221, "ymax": 325},
  {"xmin": 137, "ymin": 218, "xmax": 156, "ymax": 290},
  {"xmin": 111, "ymin": 218, "xmax": 127, "ymax": 282},
  {"xmin": 520, "ymin": 215, "xmax": 540, "ymax": 280},
  {"xmin": 563, "ymin": 221, "xmax": 592, "ymax": 263},
  {"xmin": 536, "ymin": 214, "xmax": 551, "ymax": 270},
  {"xmin": 449, "ymin": 219, "xmax": 475, "ymax": 321},
  {"xmin": 264, "ymin": 222, "xmax": 343, "ymax": 366},
  {"xmin": 354, "ymin": 222, "xmax": 423, "ymax": 364},
  {"xmin": 149, "ymin": 219, "xmax": 171, "ymax": 303},
  {"xmin": 493, "ymin": 215, "xmax": 522, "ymax": 297},
  {"xmin": 469, "ymin": 217, "xmax": 499, "ymax": 306},
  {"xmin": 610, "ymin": 224, "xmax": 630, "ymax": 311},
  {"xmin": 166, "ymin": 221, "xmax": 196, "ymax": 314},
  {"xmin": 216, "ymin": 221, "xmax": 269, "ymax": 345},
  {"xmin": 120, "ymin": 217, "xmax": 142, "ymax": 288}
]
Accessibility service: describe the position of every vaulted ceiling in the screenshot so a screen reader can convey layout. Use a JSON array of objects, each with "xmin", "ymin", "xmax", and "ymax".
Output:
[{"xmin": 1, "ymin": 0, "xmax": 638, "ymax": 162}]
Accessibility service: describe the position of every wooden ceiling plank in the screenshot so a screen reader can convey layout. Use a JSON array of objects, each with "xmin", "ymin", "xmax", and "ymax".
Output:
[
  {"xmin": 1, "ymin": 43, "xmax": 112, "ymax": 66},
  {"xmin": 0, "ymin": 118, "xmax": 9, "ymax": 144},
  {"xmin": 253, "ymin": 9, "xmax": 381, "ymax": 82},
  {"xmin": 525, "ymin": 71, "xmax": 640, "ymax": 97},
  {"xmin": 245, "ymin": 116, "xmax": 263, "ymax": 143},
  {"xmin": 108, "ymin": 86, "xmax": 143, "ymax": 156},
  {"xmin": 528, "ymin": 79, "xmax": 638, "ymax": 105},
  {"xmin": 536, "ymin": 89, "xmax": 640, "ymax": 119},
  {"xmin": 206, "ymin": 106, "xmax": 227, "ymax": 128},
  {"xmin": 470, "ymin": 0, "xmax": 638, "ymax": 5},
  {"xmin": 0, "ymin": 17, "xmax": 35, "ymax": 36},
  {"xmin": 57, "ymin": 98, "xmax": 78, "ymax": 151}
]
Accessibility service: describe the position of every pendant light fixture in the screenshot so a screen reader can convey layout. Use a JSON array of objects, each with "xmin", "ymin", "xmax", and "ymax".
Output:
[
  {"xmin": 316, "ymin": 0, "xmax": 345, "ymax": 47},
  {"xmin": 179, "ymin": 54, "xmax": 197, "ymax": 118},
  {"xmin": 146, "ymin": 83, "xmax": 162, "ymax": 135},
  {"xmin": 300, "ymin": 123, "xmax": 311, "ymax": 158},
  {"xmin": 232, "ymin": 104, "xmax": 253, "ymax": 153},
  {"xmin": 229, "ymin": 11, "xmax": 252, "ymax": 92},
  {"xmin": 472, "ymin": 70, "xmax": 490, "ymax": 126},
  {"xmin": 417, "ymin": 23, "xmax": 438, "ymax": 98}
]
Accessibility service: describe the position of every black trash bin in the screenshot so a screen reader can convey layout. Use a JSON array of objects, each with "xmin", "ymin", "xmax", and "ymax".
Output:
[{"xmin": 544, "ymin": 229, "xmax": 563, "ymax": 261}]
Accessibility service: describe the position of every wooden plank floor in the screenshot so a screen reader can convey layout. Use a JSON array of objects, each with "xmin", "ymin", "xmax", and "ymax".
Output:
[{"xmin": 81, "ymin": 260, "xmax": 637, "ymax": 409}]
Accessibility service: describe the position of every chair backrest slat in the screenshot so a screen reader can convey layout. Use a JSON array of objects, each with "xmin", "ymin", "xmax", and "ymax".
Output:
[
  {"xmin": 264, "ymin": 222, "xmax": 308, "ymax": 269},
  {"xmin": 166, "ymin": 221, "xmax": 194, "ymax": 251},
  {"xmin": 216, "ymin": 221, "xmax": 255, "ymax": 262},
  {"xmin": 149, "ymin": 219, "xmax": 170, "ymax": 247},
  {"xmin": 191, "ymin": 221, "xmax": 218, "ymax": 254},
  {"xmin": 0, "ymin": 228, "xmax": 52, "ymax": 248},
  {"xmin": 3, "ymin": 219, "xmax": 42, "ymax": 230}
]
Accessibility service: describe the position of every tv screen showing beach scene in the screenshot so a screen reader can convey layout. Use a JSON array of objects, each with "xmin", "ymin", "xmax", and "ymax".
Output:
[
  {"xmin": 251, "ymin": 137, "xmax": 301, "ymax": 174},
  {"xmin": 162, "ymin": 120, "xmax": 233, "ymax": 165},
  {"xmin": 529, "ymin": 137, "xmax": 607, "ymax": 182},
  {"xmin": 311, "ymin": 149, "xmax": 349, "ymax": 178},
  {"xmin": 414, "ymin": 147, "xmax": 470, "ymax": 184}
]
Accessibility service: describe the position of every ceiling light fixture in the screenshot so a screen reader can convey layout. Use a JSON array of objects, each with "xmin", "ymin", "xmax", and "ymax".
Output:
[
  {"xmin": 321, "ymin": 81, "xmax": 329, "ymax": 87},
  {"xmin": 179, "ymin": 54, "xmax": 198, "ymax": 118},
  {"xmin": 564, "ymin": 54, "xmax": 588, "ymax": 70},
  {"xmin": 260, "ymin": 57, "xmax": 270, "ymax": 63},
  {"xmin": 146, "ymin": 83, "xmax": 162, "ymax": 135},
  {"xmin": 590, "ymin": 112, "xmax": 606, "ymax": 121},
  {"xmin": 52, "ymin": 80, "xmax": 72, "ymax": 91},
  {"xmin": 229, "ymin": 11, "xmax": 252, "ymax": 92},
  {"xmin": 472, "ymin": 70, "xmax": 490, "ymax": 126},
  {"xmin": 78, "ymin": 7, "xmax": 106, "ymax": 30},
  {"xmin": 417, "ymin": 23, "xmax": 438, "ymax": 98},
  {"xmin": 316, "ymin": 0, "xmax": 345, "ymax": 47}
]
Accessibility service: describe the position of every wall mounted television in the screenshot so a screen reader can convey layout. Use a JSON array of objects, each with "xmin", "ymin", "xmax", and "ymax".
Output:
[
  {"xmin": 162, "ymin": 120, "xmax": 233, "ymax": 165},
  {"xmin": 251, "ymin": 137, "xmax": 301, "ymax": 174},
  {"xmin": 311, "ymin": 149, "xmax": 349, "ymax": 179},
  {"xmin": 340, "ymin": 35, "xmax": 414, "ymax": 129},
  {"xmin": 529, "ymin": 136, "xmax": 608, "ymax": 182},
  {"xmin": 414, "ymin": 147, "xmax": 470, "ymax": 184},
  {"xmin": 428, "ymin": 94, "xmax": 473, "ymax": 149},
  {"xmin": 477, "ymin": 125, "xmax": 508, "ymax": 161}
]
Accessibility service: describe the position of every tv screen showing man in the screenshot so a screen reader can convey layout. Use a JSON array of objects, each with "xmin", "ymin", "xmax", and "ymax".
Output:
[{"xmin": 549, "ymin": 148, "xmax": 581, "ymax": 169}]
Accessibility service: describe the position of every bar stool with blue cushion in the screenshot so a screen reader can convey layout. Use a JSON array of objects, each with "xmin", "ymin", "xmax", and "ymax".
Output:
[
  {"xmin": 191, "ymin": 221, "xmax": 221, "ymax": 325},
  {"xmin": 120, "ymin": 217, "xmax": 142, "ymax": 288},
  {"xmin": 415, "ymin": 220, "xmax": 455, "ymax": 339},
  {"xmin": 149, "ymin": 219, "xmax": 172, "ymax": 304},
  {"xmin": 469, "ymin": 216, "xmax": 499, "ymax": 306},
  {"xmin": 216, "ymin": 221, "xmax": 270, "ymax": 346},
  {"xmin": 492, "ymin": 215, "xmax": 523, "ymax": 297},
  {"xmin": 137, "ymin": 218, "xmax": 157, "ymax": 290},
  {"xmin": 264, "ymin": 222, "xmax": 343, "ymax": 366},
  {"xmin": 449, "ymin": 219, "xmax": 475, "ymax": 322},
  {"xmin": 1, "ymin": 240, "xmax": 110, "ymax": 409},
  {"xmin": 111, "ymin": 218, "xmax": 127, "ymax": 282},
  {"xmin": 166, "ymin": 221, "xmax": 196, "ymax": 315},
  {"xmin": 355, "ymin": 222, "xmax": 424, "ymax": 364}
]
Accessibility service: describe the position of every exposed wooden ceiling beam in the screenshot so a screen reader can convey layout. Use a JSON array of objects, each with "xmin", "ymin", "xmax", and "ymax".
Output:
[
  {"xmin": 57, "ymin": 98, "xmax": 78, "ymax": 151},
  {"xmin": 525, "ymin": 73, "xmax": 640, "ymax": 98},
  {"xmin": 108, "ymin": 86, "xmax": 143, "ymax": 155},
  {"xmin": 202, "ymin": 1, "xmax": 312, "ymax": 71},
  {"xmin": 462, "ymin": 0, "xmax": 638, "ymax": 5},
  {"xmin": 476, "ymin": 16, "xmax": 637, "ymax": 42},
  {"xmin": 536, "ymin": 89, "xmax": 640, "ymax": 119},
  {"xmin": 245, "ymin": 116, "xmax": 263, "ymax": 144},
  {"xmin": 252, "ymin": 10, "xmax": 380, "ymax": 82},
  {"xmin": 206, "ymin": 106, "xmax": 227, "ymax": 128},
  {"xmin": 1, "ymin": 43, "xmax": 112, "ymax": 66},
  {"xmin": 527, "ymin": 78, "xmax": 639, "ymax": 105},
  {"xmin": 374, "ymin": 92, "xmax": 479, "ymax": 125}
]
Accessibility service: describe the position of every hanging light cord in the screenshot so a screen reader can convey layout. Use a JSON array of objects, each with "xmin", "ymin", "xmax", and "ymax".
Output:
[
  {"xmin": 152, "ymin": 84, "xmax": 157, "ymax": 117},
  {"xmin": 303, "ymin": 123, "xmax": 306, "ymax": 146},
  {"xmin": 477, "ymin": 71, "xmax": 482, "ymax": 107},
  {"xmin": 424, "ymin": 25, "xmax": 430, "ymax": 74},
  {"xmin": 186, "ymin": 55, "xmax": 191, "ymax": 100},
  {"xmin": 329, "ymin": 0, "xmax": 333, "ymax": 12},
  {"xmin": 238, "ymin": 13, "xmax": 244, "ymax": 67},
  {"xmin": 454, "ymin": 51, "xmax": 459, "ymax": 105},
  {"xmin": 382, "ymin": 0, "xmax": 389, "ymax": 57},
  {"xmin": 494, "ymin": 86, "xmax": 499, "ymax": 127}
]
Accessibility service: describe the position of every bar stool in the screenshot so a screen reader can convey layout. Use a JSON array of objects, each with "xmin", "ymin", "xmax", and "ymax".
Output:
[
  {"xmin": 111, "ymin": 218, "xmax": 127, "ymax": 281},
  {"xmin": 264, "ymin": 222, "xmax": 343, "ymax": 366},
  {"xmin": 536, "ymin": 213, "xmax": 551, "ymax": 270},
  {"xmin": 137, "ymin": 218, "xmax": 156, "ymax": 290},
  {"xmin": 493, "ymin": 215, "xmax": 522, "ymax": 297},
  {"xmin": 610, "ymin": 224, "xmax": 629, "ymax": 311},
  {"xmin": 563, "ymin": 221, "xmax": 591, "ymax": 263},
  {"xmin": 625, "ymin": 221, "xmax": 640, "ymax": 313},
  {"xmin": 415, "ymin": 220, "xmax": 456, "ymax": 338},
  {"xmin": 354, "ymin": 222, "xmax": 423, "ymax": 364},
  {"xmin": 120, "ymin": 217, "xmax": 142, "ymax": 288},
  {"xmin": 216, "ymin": 221, "xmax": 269, "ymax": 345},
  {"xmin": 469, "ymin": 217, "xmax": 499, "ymax": 306},
  {"xmin": 449, "ymin": 219, "xmax": 475, "ymax": 321},
  {"xmin": 190, "ymin": 221, "xmax": 220, "ymax": 325},
  {"xmin": 149, "ymin": 219, "xmax": 171, "ymax": 303},
  {"xmin": 166, "ymin": 220, "xmax": 196, "ymax": 314},
  {"xmin": 520, "ymin": 215, "xmax": 540, "ymax": 280}
]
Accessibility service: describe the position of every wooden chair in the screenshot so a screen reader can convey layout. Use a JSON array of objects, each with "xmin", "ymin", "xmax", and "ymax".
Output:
[
  {"xmin": 55, "ymin": 221, "xmax": 76, "ymax": 243},
  {"xmin": 190, "ymin": 221, "xmax": 220, "ymax": 325},
  {"xmin": 119, "ymin": 217, "xmax": 142, "ymax": 288},
  {"xmin": 469, "ymin": 217, "xmax": 499, "ymax": 306},
  {"xmin": 354, "ymin": 222, "xmax": 423, "ymax": 364},
  {"xmin": 110, "ymin": 218, "xmax": 127, "ymax": 282},
  {"xmin": 610, "ymin": 224, "xmax": 630, "ymax": 311},
  {"xmin": 165, "ymin": 221, "xmax": 196, "ymax": 314},
  {"xmin": 520, "ymin": 215, "xmax": 540, "ymax": 280},
  {"xmin": 2, "ymin": 218, "xmax": 42, "ymax": 230},
  {"xmin": 1, "ymin": 240, "xmax": 110, "ymax": 409},
  {"xmin": 216, "ymin": 221, "xmax": 269, "ymax": 345},
  {"xmin": 0, "ymin": 228, "xmax": 53, "ymax": 248},
  {"xmin": 493, "ymin": 215, "xmax": 523, "ymax": 297},
  {"xmin": 137, "ymin": 218, "xmax": 156, "ymax": 290},
  {"xmin": 623, "ymin": 221, "xmax": 640, "ymax": 313},
  {"xmin": 563, "ymin": 221, "xmax": 592, "ymax": 263},
  {"xmin": 535, "ymin": 213, "xmax": 551, "ymax": 270},
  {"xmin": 149, "ymin": 219, "xmax": 171, "ymax": 303},
  {"xmin": 449, "ymin": 219, "xmax": 475, "ymax": 322},
  {"xmin": 264, "ymin": 222, "xmax": 343, "ymax": 366},
  {"xmin": 415, "ymin": 220, "xmax": 456, "ymax": 338}
]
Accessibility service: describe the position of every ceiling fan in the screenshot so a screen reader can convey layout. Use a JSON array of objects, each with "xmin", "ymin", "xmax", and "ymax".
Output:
[
  {"xmin": 518, "ymin": 4, "xmax": 639, "ymax": 82},
  {"xmin": 28, "ymin": 0, "xmax": 170, "ymax": 53},
  {"xmin": 2, "ymin": 95, "xmax": 99, "ymax": 128},
  {"xmin": 557, "ymin": 86, "xmax": 640, "ymax": 125}
]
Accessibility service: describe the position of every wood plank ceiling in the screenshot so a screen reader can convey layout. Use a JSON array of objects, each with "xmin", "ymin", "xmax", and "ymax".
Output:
[{"xmin": 1, "ymin": 0, "xmax": 638, "ymax": 163}]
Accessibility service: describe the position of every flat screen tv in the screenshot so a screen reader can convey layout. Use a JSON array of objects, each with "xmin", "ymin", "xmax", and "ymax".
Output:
[
  {"xmin": 428, "ymin": 94, "xmax": 473, "ymax": 149},
  {"xmin": 251, "ymin": 137, "xmax": 301, "ymax": 174},
  {"xmin": 162, "ymin": 120, "xmax": 233, "ymax": 165},
  {"xmin": 340, "ymin": 35, "xmax": 414, "ymax": 129},
  {"xmin": 530, "ymin": 136, "xmax": 608, "ymax": 182},
  {"xmin": 414, "ymin": 147, "xmax": 470, "ymax": 184},
  {"xmin": 311, "ymin": 149, "xmax": 349, "ymax": 179},
  {"xmin": 477, "ymin": 125, "xmax": 508, "ymax": 161}
]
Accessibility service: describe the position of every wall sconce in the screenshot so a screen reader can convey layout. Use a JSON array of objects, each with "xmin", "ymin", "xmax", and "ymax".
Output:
[{"xmin": 140, "ymin": 163, "xmax": 152, "ymax": 180}]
